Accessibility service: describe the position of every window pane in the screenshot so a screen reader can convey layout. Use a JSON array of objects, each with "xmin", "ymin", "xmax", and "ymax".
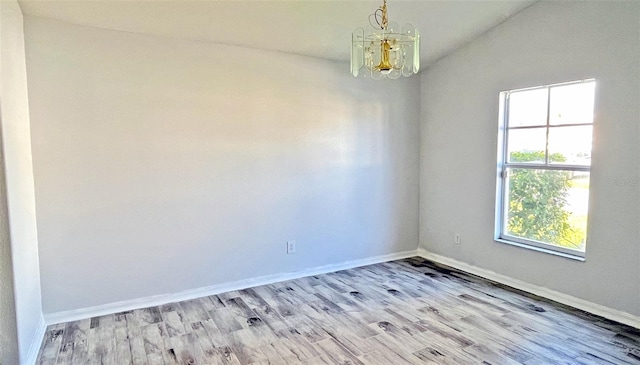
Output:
[
  {"xmin": 507, "ymin": 128, "xmax": 546, "ymax": 163},
  {"xmin": 505, "ymin": 168, "xmax": 588, "ymax": 252},
  {"xmin": 508, "ymin": 88, "xmax": 548, "ymax": 127},
  {"xmin": 548, "ymin": 125, "xmax": 593, "ymax": 165},
  {"xmin": 549, "ymin": 81, "xmax": 595, "ymax": 125}
]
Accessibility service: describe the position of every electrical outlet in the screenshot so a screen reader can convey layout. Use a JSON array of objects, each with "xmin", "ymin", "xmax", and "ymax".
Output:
[
  {"xmin": 454, "ymin": 234, "xmax": 461, "ymax": 244},
  {"xmin": 287, "ymin": 240, "xmax": 296, "ymax": 254}
]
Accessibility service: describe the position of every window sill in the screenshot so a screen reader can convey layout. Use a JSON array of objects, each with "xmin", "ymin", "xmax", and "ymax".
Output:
[{"xmin": 495, "ymin": 238, "xmax": 586, "ymax": 262}]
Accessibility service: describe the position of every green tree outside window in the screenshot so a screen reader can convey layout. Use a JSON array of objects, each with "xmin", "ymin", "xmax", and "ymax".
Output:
[{"xmin": 507, "ymin": 151, "xmax": 586, "ymax": 249}]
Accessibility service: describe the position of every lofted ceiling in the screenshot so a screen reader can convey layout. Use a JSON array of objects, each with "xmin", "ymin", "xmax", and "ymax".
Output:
[{"xmin": 18, "ymin": 0, "xmax": 537, "ymax": 68}]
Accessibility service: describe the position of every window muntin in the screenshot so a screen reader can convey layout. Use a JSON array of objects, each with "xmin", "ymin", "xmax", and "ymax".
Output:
[{"xmin": 497, "ymin": 79, "xmax": 595, "ymax": 258}]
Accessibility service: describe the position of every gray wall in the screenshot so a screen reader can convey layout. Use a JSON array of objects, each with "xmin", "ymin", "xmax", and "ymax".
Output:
[
  {"xmin": 0, "ymin": 1, "xmax": 44, "ymax": 363},
  {"xmin": 0, "ymin": 137, "xmax": 19, "ymax": 365},
  {"xmin": 419, "ymin": 1, "xmax": 640, "ymax": 316},
  {"xmin": 24, "ymin": 17, "xmax": 421, "ymax": 314}
]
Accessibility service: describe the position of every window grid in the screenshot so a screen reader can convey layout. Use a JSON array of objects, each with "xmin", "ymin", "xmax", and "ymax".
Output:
[{"xmin": 496, "ymin": 79, "xmax": 595, "ymax": 259}]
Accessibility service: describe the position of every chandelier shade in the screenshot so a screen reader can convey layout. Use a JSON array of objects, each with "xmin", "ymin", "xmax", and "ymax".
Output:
[{"xmin": 351, "ymin": 0, "xmax": 420, "ymax": 79}]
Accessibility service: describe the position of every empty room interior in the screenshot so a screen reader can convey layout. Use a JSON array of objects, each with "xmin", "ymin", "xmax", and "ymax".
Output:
[{"xmin": 1, "ymin": 0, "xmax": 639, "ymax": 364}]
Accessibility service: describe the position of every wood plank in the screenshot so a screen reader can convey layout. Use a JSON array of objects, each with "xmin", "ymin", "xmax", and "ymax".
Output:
[
  {"xmin": 208, "ymin": 307, "xmax": 243, "ymax": 334},
  {"xmin": 412, "ymin": 342, "xmax": 480, "ymax": 364},
  {"xmin": 275, "ymin": 328, "xmax": 321, "ymax": 361},
  {"xmin": 141, "ymin": 323, "xmax": 166, "ymax": 364},
  {"xmin": 164, "ymin": 333, "xmax": 205, "ymax": 364},
  {"xmin": 87, "ymin": 314, "xmax": 116, "ymax": 365},
  {"xmin": 64, "ymin": 318, "xmax": 91, "ymax": 365},
  {"xmin": 135, "ymin": 307, "xmax": 162, "ymax": 325},
  {"xmin": 37, "ymin": 324, "xmax": 65, "ymax": 365},
  {"xmin": 180, "ymin": 299, "xmax": 210, "ymax": 323},
  {"xmin": 163, "ymin": 310, "xmax": 189, "ymax": 337},
  {"xmin": 124, "ymin": 311, "xmax": 147, "ymax": 365},
  {"xmin": 189, "ymin": 321, "xmax": 218, "ymax": 361},
  {"xmin": 315, "ymin": 338, "xmax": 365, "ymax": 365},
  {"xmin": 113, "ymin": 312, "xmax": 133, "ymax": 365}
]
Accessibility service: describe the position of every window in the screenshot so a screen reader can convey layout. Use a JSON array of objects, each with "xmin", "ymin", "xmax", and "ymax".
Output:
[{"xmin": 495, "ymin": 79, "xmax": 595, "ymax": 259}]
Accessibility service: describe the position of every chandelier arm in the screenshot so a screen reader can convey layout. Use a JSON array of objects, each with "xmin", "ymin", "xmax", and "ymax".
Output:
[
  {"xmin": 373, "ymin": 9, "xmax": 384, "ymax": 29},
  {"xmin": 369, "ymin": 10, "xmax": 383, "ymax": 30}
]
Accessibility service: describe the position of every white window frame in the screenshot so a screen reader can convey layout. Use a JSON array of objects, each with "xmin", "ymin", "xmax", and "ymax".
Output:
[{"xmin": 495, "ymin": 79, "xmax": 595, "ymax": 260}]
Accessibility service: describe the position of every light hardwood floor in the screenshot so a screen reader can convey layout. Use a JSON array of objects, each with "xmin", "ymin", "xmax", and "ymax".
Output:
[{"xmin": 36, "ymin": 257, "xmax": 640, "ymax": 364}]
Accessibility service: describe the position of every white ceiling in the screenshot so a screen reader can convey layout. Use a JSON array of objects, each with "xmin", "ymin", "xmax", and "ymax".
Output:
[{"xmin": 18, "ymin": 0, "xmax": 537, "ymax": 67}]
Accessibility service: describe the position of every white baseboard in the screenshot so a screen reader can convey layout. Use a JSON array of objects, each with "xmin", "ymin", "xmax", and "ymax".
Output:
[
  {"xmin": 417, "ymin": 248, "xmax": 640, "ymax": 329},
  {"xmin": 24, "ymin": 315, "xmax": 46, "ymax": 365},
  {"xmin": 44, "ymin": 250, "xmax": 420, "ymax": 325},
  {"xmin": 43, "ymin": 248, "xmax": 639, "ymax": 330}
]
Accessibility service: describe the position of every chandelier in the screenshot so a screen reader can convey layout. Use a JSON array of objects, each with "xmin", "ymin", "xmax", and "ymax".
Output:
[{"xmin": 351, "ymin": 0, "xmax": 420, "ymax": 79}]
